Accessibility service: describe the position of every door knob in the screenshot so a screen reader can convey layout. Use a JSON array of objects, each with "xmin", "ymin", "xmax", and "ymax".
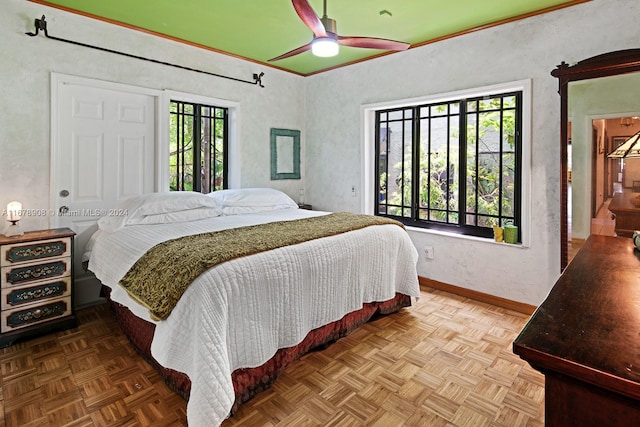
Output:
[
  {"xmin": 59, "ymin": 189, "xmax": 69, "ymax": 197},
  {"xmin": 59, "ymin": 206, "xmax": 69, "ymax": 214}
]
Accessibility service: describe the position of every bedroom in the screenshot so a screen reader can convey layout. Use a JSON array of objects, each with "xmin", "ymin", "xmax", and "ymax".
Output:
[{"xmin": 0, "ymin": 0, "xmax": 638, "ymax": 425}]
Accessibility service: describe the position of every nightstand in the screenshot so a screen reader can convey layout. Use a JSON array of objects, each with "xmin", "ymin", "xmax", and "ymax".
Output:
[
  {"xmin": 298, "ymin": 203, "xmax": 312, "ymax": 210},
  {"xmin": 0, "ymin": 228, "xmax": 77, "ymax": 347}
]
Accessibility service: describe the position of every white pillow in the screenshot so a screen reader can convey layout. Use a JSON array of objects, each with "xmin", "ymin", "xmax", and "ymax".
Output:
[
  {"xmin": 132, "ymin": 191, "xmax": 220, "ymax": 215},
  {"xmin": 97, "ymin": 197, "xmax": 145, "ymax": 233},
  {"xmin": 97, "ymin": 192, "xmax": 221, "ymax": 232},
  {"xmin": 127, "ymin": 206, "xmax": 222, "ymax": 225},
  {"xmin": 208, "ymin": 188, "xmax": 298, "ymax": 213}
]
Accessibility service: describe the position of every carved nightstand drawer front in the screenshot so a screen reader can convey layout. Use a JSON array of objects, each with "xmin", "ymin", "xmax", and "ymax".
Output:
[
  {"xmin": 1, "ymin": 258, "xmax": 70, "ymax": 288},
  {"xmin": 1, "ymin": 296, "xmax": 71, "ymax": 332},
  {"xmin": 1, "ymin": 237, "xmax": 71, "ymax": 266},
  {"xmin": 1, "ymin": 277, "xmax": 71, "ymax": 308}
]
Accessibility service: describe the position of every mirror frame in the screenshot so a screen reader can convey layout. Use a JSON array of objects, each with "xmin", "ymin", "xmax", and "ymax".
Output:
[
  {"xmin": 270, "ymin": 127, "xmax": 301, "ymax": 180},
  {"xmin": 553, "ymin": 49, "xmax": 640, "ymax": 270}
]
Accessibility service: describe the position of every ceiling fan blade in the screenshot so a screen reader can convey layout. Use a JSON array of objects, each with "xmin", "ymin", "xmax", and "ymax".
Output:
[
  {"xmin": 338, "ymin": 36, "xmax": 410, "ymax": 51},
  {"xmin": 268, "ymin": 42, "xmax": 312, "ymax": 62},
  {"xmin": 292, "ymin": 0, "xmax": 327, "ymax": 38}
]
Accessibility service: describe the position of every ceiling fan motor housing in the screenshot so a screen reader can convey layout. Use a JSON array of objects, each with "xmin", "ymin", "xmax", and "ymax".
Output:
[{"xmin": 321, "ymin": 16, "xmax": 337, "ymax": 36}]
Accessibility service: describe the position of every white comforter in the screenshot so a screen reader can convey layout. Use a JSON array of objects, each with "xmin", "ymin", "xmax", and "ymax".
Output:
[{"xmin": 87, "ymin": 208, "xmax": 420, "ymax": 426}]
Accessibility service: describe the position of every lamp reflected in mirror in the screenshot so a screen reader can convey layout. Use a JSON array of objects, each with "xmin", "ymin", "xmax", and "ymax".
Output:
[{"xmin": 607, "ymin": 130, "xmax": 640, "ymax": 158}]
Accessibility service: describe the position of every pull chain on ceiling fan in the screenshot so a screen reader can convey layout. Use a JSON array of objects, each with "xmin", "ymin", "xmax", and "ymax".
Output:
[{"xmin": 269, "ymin": 0, "xmax": 410, "ymax": 61}]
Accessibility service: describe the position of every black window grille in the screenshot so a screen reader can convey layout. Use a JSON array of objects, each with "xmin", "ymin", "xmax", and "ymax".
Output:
[
  {"xmin": 375, "ymin": 91, "xmax": 522, "ymax": 240},
  {"xmin": 169, "ymin": 100, "xmax": 228, "ymax": 193}
]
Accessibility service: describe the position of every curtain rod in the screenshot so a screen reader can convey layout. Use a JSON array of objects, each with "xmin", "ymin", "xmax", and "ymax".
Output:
[{"xmin": 26, "ymin": 15, "xmax": 265, "ymax": 88}]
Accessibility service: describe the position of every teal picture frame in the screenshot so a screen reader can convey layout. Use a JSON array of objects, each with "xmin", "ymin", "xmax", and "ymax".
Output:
[{"xmin": 270, "ymin": 128, "xmax": 300, "ymax": 180}]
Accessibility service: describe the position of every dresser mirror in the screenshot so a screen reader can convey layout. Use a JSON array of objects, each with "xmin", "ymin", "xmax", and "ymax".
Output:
[{"xmin": 553, "ymin": 49, "xmax": 640, "ymax": 270}]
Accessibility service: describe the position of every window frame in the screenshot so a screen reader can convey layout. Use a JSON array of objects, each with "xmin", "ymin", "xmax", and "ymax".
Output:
[
  {"xmin": 169, "ymin": 100, "xmax": 229, "ymax": 192},
  {"xmin": 159, "ymin": 90, "xmax": 240, "ymax": 192},
  {"xmin": 362, "ymin": 80, "xmax": 532, "ymax": 246}
]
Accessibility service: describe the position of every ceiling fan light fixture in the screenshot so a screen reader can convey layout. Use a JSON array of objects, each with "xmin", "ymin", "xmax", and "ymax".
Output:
[{"xmin": 311, "ymin": 37, "xmax": 339, "ymax": 57}]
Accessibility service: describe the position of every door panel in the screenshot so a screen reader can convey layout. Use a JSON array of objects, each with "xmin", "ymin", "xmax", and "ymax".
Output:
[
  {"xmin": 51, "ymin": 77, "xmax": 157, "ymax": 306},
  {"xmin": 73, "ymin": 133, "xmax": 104, "ymax": 201},
  {"xmin": 55, "ymin": 84, "xmax": 156, "ymax": 227},
  {"xmin": 119, "ymin": 136, "xmax": 148, "ymax": 197}
]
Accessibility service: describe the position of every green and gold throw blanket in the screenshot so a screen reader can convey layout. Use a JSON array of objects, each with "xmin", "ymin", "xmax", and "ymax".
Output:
[{"xmin": 119, "ymin": 212, "xmax": 404, "ymax": 321}]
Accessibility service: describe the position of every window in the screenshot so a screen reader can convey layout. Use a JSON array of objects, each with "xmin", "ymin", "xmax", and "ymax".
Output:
[
  {"xmin": 375, "ymin": 90, "xmax": 523, "ymax": 241},
  {"xmin": 169, "ymin": 100, "xmax": 228, "ymax": 193}
]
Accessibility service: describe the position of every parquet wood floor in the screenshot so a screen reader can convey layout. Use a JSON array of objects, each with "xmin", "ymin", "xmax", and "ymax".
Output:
[{"xmin": 0, "ymin": 287, "xmax": 544, "ymax": 426}]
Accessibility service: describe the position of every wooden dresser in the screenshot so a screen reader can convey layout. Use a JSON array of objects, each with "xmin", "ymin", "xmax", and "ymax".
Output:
[
  {"xmin": 513, "ymin": 235, "xmax": 640, "ymax": 426},
  {"xmin": 0, "ymin": 228, "xmax": 77, "ymax": 347}
]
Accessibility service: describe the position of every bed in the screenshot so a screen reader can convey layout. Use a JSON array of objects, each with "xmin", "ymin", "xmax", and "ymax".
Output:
[{"xmin": 85, "ymin": 188, "xmax": 420, "ymax": 426}]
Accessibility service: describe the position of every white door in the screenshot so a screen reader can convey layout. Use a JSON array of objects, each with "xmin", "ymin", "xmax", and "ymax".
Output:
[{"xmin": 51, "ymin": 74, "xmax": 157, "ymax": 306}]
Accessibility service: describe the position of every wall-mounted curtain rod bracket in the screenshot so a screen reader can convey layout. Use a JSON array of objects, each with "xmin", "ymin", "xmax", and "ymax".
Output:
[{"xmin": 26, "ymin": 15, "xmax": 265, "ymax": 88}]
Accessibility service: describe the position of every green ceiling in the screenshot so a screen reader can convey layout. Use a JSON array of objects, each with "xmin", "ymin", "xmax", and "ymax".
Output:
[{"xmin": 31, "ymin": 0, "xmax": 587, "ymax": 76}]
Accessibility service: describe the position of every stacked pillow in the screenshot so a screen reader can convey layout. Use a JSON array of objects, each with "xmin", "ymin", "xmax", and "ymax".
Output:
[
  {"xmin": 207, "ymin": 188, "xmax": 298, "ymax": 215},
  {"xmin": 97, "ymin": 191, "xmax": 222, "ymax": 232},
  {"xmin": 97, "ymin": 188, "xmax": 298, "ymax": 232}
]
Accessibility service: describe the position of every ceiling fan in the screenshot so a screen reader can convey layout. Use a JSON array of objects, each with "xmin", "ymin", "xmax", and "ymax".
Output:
[{"xmin": 269, "ymin": 0, "xmax": 411, "ymax": 61}]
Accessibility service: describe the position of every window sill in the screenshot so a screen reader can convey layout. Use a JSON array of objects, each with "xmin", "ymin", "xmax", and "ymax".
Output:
[{"xmin": 405, "ymin": 225, "xmax": 528, "ymax": 248}]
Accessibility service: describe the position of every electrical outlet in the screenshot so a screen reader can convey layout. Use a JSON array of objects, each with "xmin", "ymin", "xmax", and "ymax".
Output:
[
  {"xmin": 424, "ymin": 246, "xmax": 434, "ymax": 260},
  {"xmin": 351, "ymin": 185, "xmax": 357, "ymax": 197}
]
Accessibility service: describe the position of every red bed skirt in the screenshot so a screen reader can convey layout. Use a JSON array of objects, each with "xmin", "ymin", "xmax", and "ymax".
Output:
[{"xmin": 102, "ymin": 286, "xmax": 411, "ymax": 413}]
